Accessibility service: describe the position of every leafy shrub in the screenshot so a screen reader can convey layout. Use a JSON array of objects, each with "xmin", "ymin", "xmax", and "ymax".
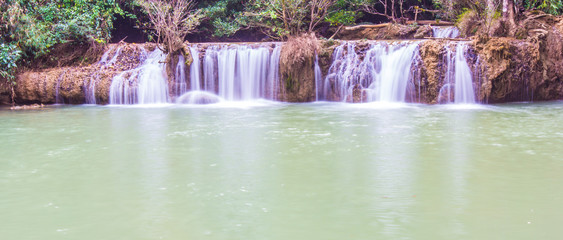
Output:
[
  {"xmin": 456, "ymin": 8, "xmax": 480, "ymax": 37},
  {"xmin": 526, "ymin": 0, "xmax": 563, "ymax": 15},
  {"xmin": 0, "ymin": 43, "xmax": 22, "ymax": 83},
  {"xmin": 0, "ymin": 0, "xmax": 126, "ymax": 84},
  {"xmin": 200, "ymin": 0, "xmax": 248, "ymax": 38}
]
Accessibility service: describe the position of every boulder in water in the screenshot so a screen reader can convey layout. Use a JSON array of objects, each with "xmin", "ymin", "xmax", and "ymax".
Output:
[{"xmin": 176, "ymin": 91, "xmax": 222, "ymax": 104}]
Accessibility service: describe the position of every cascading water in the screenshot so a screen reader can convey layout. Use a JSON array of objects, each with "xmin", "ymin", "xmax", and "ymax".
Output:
[
  {"xmin": 55, "ymin": 70, "xmax": 67, "ymax": 104},
  {"xmin": 439, "ymin": 44, "xmax": 456, "ymax": 103},
  {"xmin": 320, "ymin": 43, "xmax": 359, "ymax": 101},
  {"xmin": 453, "ymin": 43, "xmax": 476, "ymax": 103},
  {"xmin": 85, "ymin": 46, "xmax": 122, "ymax": 104},
  {"xmin": 438, "ymin": 42, "xmax": 476, "ymax": 104},
  {"xmin": 314, "ymin": 53, "xmax": 323, "ymax": 101},
  {"xmin": 432, "ymin": 26, "xmax": 461, "ymax": 38},
  {"xmin": 175, "ymin": 45, "xmax": 216, "ymax": 104},
  {"xmin": 203, "ymin": 46, "xmax": 217, "ymax": 92},
  {"xmin": 268, "ymin": 46, "xmax": 282, "ymax": 100},
  {"xmin": 179, "ymin": 44, "xmax": 281, "ymax": 102},
  {"xmin": 173, "ymin": 54, "xmax": 187, "ymax": 97},
  {"xmin": 189, "ymin": 46, "xmax": 202, "ymax": 91},
  {"xmin": 319, "ymin": 41, "xmax": 421, "ymax": 103},
  {"xmin": 375, "ymin": 43, "xmax": 420, "ymax": 102},
  {"xmin": 101, "ymin": 41, "xmax": 476, "ymax": 105},
  {"xmin": 109, "ymin": 49, "xmax": 169, "ymax": 104}
]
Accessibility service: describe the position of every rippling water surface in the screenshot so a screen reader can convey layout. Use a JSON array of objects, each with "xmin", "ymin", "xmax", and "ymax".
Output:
[{"xmin": 1, "ymin": 101, "xmax": 562, "ymax": 239}]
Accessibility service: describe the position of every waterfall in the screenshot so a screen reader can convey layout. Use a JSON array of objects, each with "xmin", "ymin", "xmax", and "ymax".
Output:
[
  {"xmin": 438, "ymin": 44, "xmax": 455, "ymax": 103},
  {"xmin": 268, "ymin": 46, "xmax": 282, "ymax": 100},
  {"xmin": 321, "ymin": 43, "xmax": 360, "ymax": 102},
  {"xmin": 203, "ymin": 46, "xmax": 217, "ymax": 92},
  {"xmin": 376, "ymin": 43, "xmax": 420, "ymax": 102},
  {"xmin": 187, "ymin": 44, "xmax": 281, "ymax": 101},
  {"xmin": 432, "ymin": 26, "xmax": 461, "ymax": 38},
  {"xmin": 454, "ymin": 43, "xmax": 476, "ymax": 104},
  {"xmin": 85, "ymin": 46, "xmax": 122, "ymax": 104},
  {"xmin": 314, "ymin": 53, "xmax": 322, "ymax": 101},
  {"xmin": 173, "ymin": 55, "xmax": 187, "ymax": 97},
  {"xmin": 320, "ymin": 41, "xmax": 420, "ymax": 103},
  {"xmin": 55, "ymin": 70, "xmax": 67, "ymax": 104},
  {"xmin": 101, "ymin": 41, "xmax": 476, "ymax": 105},
  {"xmin": 217, "ymin": 47, "xmax": 237, "ymax": 100},
  {"xmin": 438, "ymin": 42, "xmax": 476, "ymax": 104},
  {"xmin": 189, "ymin": 46, "xmax": 201, "ymax": 91},
  {"xmin": 109, "ymin": 49, "xmax": 169, "ymax": 104}
]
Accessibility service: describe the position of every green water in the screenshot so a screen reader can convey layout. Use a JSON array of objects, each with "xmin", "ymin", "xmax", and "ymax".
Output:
[{"xmin": 1, "ymin": 102, "xmax": 562, "ymax": 239}]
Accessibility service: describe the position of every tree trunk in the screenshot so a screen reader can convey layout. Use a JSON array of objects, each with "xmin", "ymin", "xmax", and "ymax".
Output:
[
  {"xmin": 281, "ymin": 0, "xmax": 290, "ymax": 36},
  {"xmin": 487, "ymin": 0, "xmax": 495, "ymax": 21},
  {"xmin": 503, "ymin": 0, "xmax": 515, "ymax": 24},
  {"xmin": 391, "ymin": 0, "xmax": 395, "ymax": 19},
  {"xmin": 486, "ymin": 0, "xmax": 496, "ymax": 33}
]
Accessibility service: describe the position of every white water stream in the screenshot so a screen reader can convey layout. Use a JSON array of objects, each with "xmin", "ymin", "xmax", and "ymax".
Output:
[
  {"xmin": 109, "ymin": 49, "xmax": 169, "ymax": 104},
  {"xmin": 432, "ymin": 26, "xmax": 461, "ymax": 38},
  {"xmin": 438, "ymin": 42, "xmax": 476, "ymax": 104},
  {"xmin": 319, "ymin": 41, "xmax": 421, "ymax": 102},
  {"xmin": 178, "ymin": 44, "xmax": 281, "ymax": 102}
]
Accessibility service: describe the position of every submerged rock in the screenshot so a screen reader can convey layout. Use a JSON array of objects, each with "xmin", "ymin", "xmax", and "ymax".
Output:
[{"xmin": 10, "ymin": 103, "xmax": 44, "ymax": 110}]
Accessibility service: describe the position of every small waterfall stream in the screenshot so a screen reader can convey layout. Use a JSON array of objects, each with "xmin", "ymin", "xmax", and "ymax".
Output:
[
  {"xmin": 438, "ymin": 42, "xmax": 477, "ymax": 104},
  {"xmin": 314, "ymin": 53, "xmax": 322, "ymax": 101},
  {"xmin": 109, "ymin": 49, "xmax": 169, "ymax": 104},
  {"xmin": 432, "ymin": 26, "xmax": 461, "ymax": 38},
  {"xmin": 453, "ymin": 43, "xmax": 476, "ymax": 103},
  {"xmin": 189, "ymin": 46, "xmax": 202, "ymax": 91},
  {"xmin": 173, "ymin": 54, "xmax": 187, "ymax": 97},
  {"xmin": 85, "ymin": 46, "xmax": 122, "ymax": 104},
  {"xmin": 178, "ymin": 44, "xmax": 282, "ymax": 102},
  {"xmin": 203, "ymin": 46, "xmax": 217, "ymax": 92},
  {"xmin": 319, "ymin": 41, "xmax": 421, "ymax": 103}
]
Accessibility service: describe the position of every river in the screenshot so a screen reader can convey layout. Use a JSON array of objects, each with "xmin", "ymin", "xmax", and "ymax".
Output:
[{"xmin": 1, "ymin": 101, "xmax": 562, "ymax": 239}]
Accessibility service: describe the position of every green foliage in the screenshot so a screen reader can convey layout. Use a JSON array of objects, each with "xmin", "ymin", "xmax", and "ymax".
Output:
[
  {"xmin": 326, "ymin": 0, "xmax": 362, "ymax": 26},
  {"xmin": 456, "ymin": 7, "xmax": 472, "ymax": 24},
  {"xmin": 1, "ymin": 0, "xmax": 124, "ymax": 58},
  {"xmin": 326, "ymin": 10, "xmax": 359, "ymax": 26},
  {"xmin": 0, "ymin": 43, "xmax": 21, "ymax": 83},
  {"xmin": 200, "ymin": 0, "xmax": 248, "ymax": 38},
  {"xmin": 526, "ymin": 0, "xmax": 563, "ymax": 15},
  {"xmin": 0, "ymin": 0, "xmax": 125, "ymax": 83}
]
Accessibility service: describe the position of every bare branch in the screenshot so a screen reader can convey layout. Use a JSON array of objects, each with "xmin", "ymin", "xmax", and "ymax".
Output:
[
  {"xmin": 309, "ymin": 0, "xmax": 335, "ymax": 32},
  {"xmin": 140, "ymin": 0, "xmax": 201, "ymax": 53}
]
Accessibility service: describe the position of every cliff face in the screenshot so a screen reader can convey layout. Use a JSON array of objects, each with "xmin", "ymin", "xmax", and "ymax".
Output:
[
  {"xmin": 476, "ymin": 12, "xmax": 563, "ymax": 103},
  {"xmin": 278, "ymin": 35, "xmax": 318, "ymax": 102},
  {"xmin": 11, "ymin": 44, "xmax": 152, "ymax": 105},
  {"xmin": 417, "ymin": 40, "xmax": 447, "ymax": 104}
]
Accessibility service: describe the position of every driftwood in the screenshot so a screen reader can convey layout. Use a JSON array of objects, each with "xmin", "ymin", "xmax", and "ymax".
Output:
[
  {"xmin": 344, "ymin": 21, "xmax": 455, "ymax": 31},
  {"xmin": 424, "ymin": 37, "xmax": 470, "ymax": 41},
  {"xmin": 410, "ymin": 20, "xmax": 454, "ymax": 26},
  {"xmin": 344, "ymin": 23, "xmax": 390, "ymax": 31}
]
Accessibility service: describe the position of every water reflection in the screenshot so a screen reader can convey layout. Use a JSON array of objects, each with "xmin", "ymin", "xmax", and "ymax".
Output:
[{"xmin": 446, "ymin": 110, "xmax": 476, "ymax": 236}]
